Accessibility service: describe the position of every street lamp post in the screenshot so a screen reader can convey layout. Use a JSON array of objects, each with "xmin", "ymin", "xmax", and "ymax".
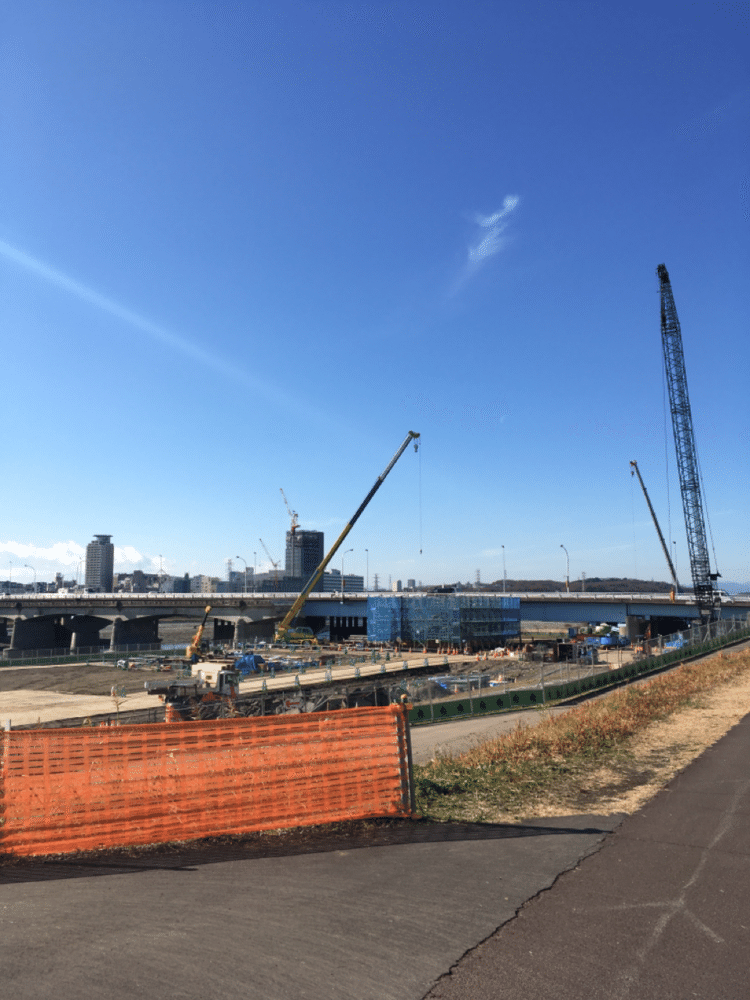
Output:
[
  {"xmin": 24, "ymin": 564, "xmax": 37, "ymax": 593},
  {"xmin": 341, "ymin": 548, "xmax": 353, "ymax": 601},
  {"xmin": 560, "ymin": 545, "xmax": 569, "ymax": 593},
  {"xmin": 365, "ymin": 549, "xmax": 369, "ymax": 592},
  {"xmin": 253, "ymin": 551, "xmax": 257, "ymax": 592},
  {"xmin": 236, "ymin": 555, "xmax": 247, "ymax": 594},
  {"xmin": 502, "ymin": 545, "xmax": 506, "ymax": 594}
]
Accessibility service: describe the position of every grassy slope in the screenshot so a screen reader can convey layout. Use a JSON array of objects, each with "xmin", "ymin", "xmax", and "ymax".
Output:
[{"xmin": 415, "ymin": 647, "xmax": 750, "ymax": 823}]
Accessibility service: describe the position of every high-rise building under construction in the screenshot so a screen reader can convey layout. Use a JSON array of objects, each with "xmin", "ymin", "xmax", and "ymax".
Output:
[
  {"xmin": 85, "ymin": 534, "xmax": 114, "ymax": 592},
  {"xmin": 285, "ymin": 530, "xmax": 324, "ymax": 579}
]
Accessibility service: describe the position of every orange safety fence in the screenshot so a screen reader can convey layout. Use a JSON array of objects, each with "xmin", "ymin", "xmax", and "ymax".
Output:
[{"xmin": 0, "ymin": 705, "xmax": 414, "ymax": 857}]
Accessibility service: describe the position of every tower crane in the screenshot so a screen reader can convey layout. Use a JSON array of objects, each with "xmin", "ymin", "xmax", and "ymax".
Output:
[
  {"xmin": 259, "ymin": 538, "xmax": 280, "ymax": 589},
  {"xmin": 630, "ymin": 460, "xmax": 679, "ymax": 596},
  {"xmin": 280, "ymin": 488, "xmax": 299, "ymax": 535},
  {"xmin": 657, "ymin": 264, "xmax": 719, "ymax": 620}
]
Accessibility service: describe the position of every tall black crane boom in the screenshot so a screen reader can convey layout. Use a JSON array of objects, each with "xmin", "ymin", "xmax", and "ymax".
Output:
[
  {"xmin": 657, "ymin": 264, "xmax": 717, "ymax": 617},
  {"xmin": 629, "ymin": 460, "xmax": 679, "ymax": 592}
]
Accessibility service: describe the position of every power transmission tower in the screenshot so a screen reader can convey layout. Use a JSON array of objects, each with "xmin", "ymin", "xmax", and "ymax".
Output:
[{"xmin": 657, "ymin": 264, "xmax": 718, "ymax": 619}]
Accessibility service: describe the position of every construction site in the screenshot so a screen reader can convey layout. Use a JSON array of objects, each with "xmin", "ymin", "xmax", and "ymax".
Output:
[{"xmin": 1, "ymin": 265, "xmax": 745, "ymax": 863}]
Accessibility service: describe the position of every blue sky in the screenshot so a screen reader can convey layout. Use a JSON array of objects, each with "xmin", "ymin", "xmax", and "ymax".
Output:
[{"xmin": 1, "ymin": 1, "xmax": 748, "ymax": 590}]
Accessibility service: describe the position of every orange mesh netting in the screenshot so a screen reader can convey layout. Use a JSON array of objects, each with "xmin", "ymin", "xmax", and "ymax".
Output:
[{"xmin": 0, "ymin": 705, "xmax": 412, "ymax": 857}]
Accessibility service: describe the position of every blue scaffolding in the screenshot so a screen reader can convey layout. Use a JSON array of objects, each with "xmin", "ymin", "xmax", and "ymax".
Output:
[{"xmin": 367, "ymin": 594, "xmax": 520, "ymax": 647}]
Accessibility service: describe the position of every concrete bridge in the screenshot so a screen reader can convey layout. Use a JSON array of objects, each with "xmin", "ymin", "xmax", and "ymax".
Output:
[{"xmin": 0, "ymin": 591, "xmax": 746, "ymax": 655}]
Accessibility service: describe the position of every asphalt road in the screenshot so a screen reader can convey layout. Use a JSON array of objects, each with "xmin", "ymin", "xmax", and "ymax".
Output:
[
  {"xmin": 410, "ymin": 705, "xmax": 569, "ymax": 764},
  {"xmin": 1, "ymin": 815, "xmax": 620, "ymax": 1000},
  {"xmin": 425, "ymin": 711, "xmax": 750, "ymax": 999}
]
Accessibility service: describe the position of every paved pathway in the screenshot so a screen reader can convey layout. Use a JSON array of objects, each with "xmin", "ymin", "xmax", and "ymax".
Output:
[{"xmin": 425, "ymin": 712, "xmax": 750, "ymax": 999}]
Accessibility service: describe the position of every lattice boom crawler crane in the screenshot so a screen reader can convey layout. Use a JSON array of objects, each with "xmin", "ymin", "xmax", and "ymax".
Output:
[{"xmin": 657, "ymin": 264, "xmax": 720, "ymax": 620}]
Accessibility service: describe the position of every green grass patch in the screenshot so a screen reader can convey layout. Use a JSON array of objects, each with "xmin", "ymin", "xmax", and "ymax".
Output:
[{"xmin": 415, "ymin": 647, "xmax": 750, "ymax": 823}]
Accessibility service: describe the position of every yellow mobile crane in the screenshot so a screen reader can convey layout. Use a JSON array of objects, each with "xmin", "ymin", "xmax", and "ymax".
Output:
[
  {"xmin": 275, "ymin": 430, "xmax": 420, "ymax": 645},
  {"xmin": 186, "ymin": 605, "xmax": 212, "ymax": 661}
]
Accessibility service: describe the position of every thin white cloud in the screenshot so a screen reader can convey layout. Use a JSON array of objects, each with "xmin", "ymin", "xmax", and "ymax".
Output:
[
  {"xmin": 451, "ymin": 194, "xmax": 520, "ymax": 294},
  {"xmin": 0, "ymin": 540, "xmax": 153, "ymax": 578},
  {"xmin": 0, "ymin": 239, "xmax": 322, "ymax": 420},
  {"xmin": 468, "ymin": 194, "xmax": 519, "ymax": 265},
  {"xmin": 0, "ymin": 540, "xmax": 84, "ymax": 567}
]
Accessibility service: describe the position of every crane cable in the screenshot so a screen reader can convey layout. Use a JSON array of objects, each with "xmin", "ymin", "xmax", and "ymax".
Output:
[
  {"xmin": 417, "ymin": 434, "xmax": 423, "ymax": 554},
  {"xmin": 696, "ymin": 449, "xmax": 720, "ymax": 577},
  {"xmin": 662, "ymin": 360, "xmax": 673, "ymax": 551},
  {"xmin": 630, "ymin": 469, "xmax": 638, "ymax": 580},
  {"xmin": 661, "ymin": 332, "xmax": 720, "ymax": 579}
]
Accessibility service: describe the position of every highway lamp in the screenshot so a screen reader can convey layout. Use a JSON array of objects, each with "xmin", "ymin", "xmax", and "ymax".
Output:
[
  {"xmin": 253, "ymin": 551, "xmax": 257, "ymax": 592},
  {"xmin": 341, "ymin": 548, "xmax": 353, "ymax": 602},
  {"xmin": 560, "ymin": 545, "xmax": 569, "ymax": 593},
  {"xmin": 236, "ymin": 555, "xmax": 247, "ymax": 594},
  {"xmin": 502, "ymin": 545, "xmax": 506, "ymax": 594},
  {"xmin": 159, "ymin": 555, "xmax": 164, "ymax": 592},
  {"xmin": 365, "ymin": 549, "xmax": 369, "ymax": 593},
  {"xmin": 24, "ymin": 564, "xmax": 37, "ymax": 593}
]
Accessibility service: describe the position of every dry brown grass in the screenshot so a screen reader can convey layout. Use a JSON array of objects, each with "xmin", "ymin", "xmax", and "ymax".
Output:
[{"xmin": 415, "ymin": 647, "xmax": 750, "ymax": 823}]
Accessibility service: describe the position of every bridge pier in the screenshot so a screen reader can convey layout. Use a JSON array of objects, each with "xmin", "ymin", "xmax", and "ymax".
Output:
[
  {"xmin": 233, "ymin": 617, "xmax": 264, "ymax": 644},
  {"xmin": 116, "ymin": 616, "xmax": 160, "ymax": 648},
  {"xmin": 109, "ymin": 617, "xmax": 123, "ymax": 651},
  {"xmin": 68, "ymin": 617, "xmax": 105, "ymax": 651},
  {"xmin": 9, "ymin": 616, "xmax": 58, "ymax": 651},
  {"xmin": 213, "ymin": 618, "xmax": 234, "ymax": 644}
]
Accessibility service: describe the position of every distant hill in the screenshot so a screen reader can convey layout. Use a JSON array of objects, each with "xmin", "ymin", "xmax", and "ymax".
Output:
[{"xmin": 484, "ymin": 577, "xmax": 677, "ymax": 594}]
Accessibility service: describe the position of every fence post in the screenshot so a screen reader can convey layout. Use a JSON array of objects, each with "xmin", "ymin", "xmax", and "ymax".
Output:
[{"xmin": 402, "ymin": 705, "xmax": 417, "ymax": 815}]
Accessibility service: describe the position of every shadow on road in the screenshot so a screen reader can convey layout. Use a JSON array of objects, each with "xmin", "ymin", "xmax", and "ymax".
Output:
[{"xmin": 0, "ymin": 814, "xmax": 621, "ymax": 885}]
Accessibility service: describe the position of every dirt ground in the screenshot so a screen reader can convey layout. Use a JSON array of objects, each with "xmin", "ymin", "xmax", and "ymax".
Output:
[
  {"xmin": 519, "ymin": 658, "xmax": 750, "ymax": 821},
  {"xmin": 0, "ymin": 662, "xmax": 160, "ymax": 697}
]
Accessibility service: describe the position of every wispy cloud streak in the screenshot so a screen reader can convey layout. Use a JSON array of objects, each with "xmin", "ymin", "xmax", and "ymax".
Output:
[
  {"xmin": 452, "ymin": 194, "xmax": 520, "ymax": 293},
  {"xmin": 0, "ymin": 239, "xmax": 314, "ymax": 416}
]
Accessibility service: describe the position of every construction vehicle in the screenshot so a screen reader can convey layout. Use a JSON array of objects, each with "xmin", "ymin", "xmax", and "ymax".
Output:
[
  {"xmin": 145, "ymin": 664, "xmax": 241, "ymax": 721},
  {"xmin": 629, "ymin": 460, "xmax": 679, "ymax": 598},
  {"xmin": 274, "ymin": 430, "xmax": 420, "ymax": 644},
  {"xmin": 186, "ymin": 605, "xmax": 212, "ymax": 662},
  {"xmin": 657, "ymin": 264, "xmax": 720, "ymax": 620},
  {"xmin": 147, "ymin": 654, "xmax": 434, "ymax": 720}
]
